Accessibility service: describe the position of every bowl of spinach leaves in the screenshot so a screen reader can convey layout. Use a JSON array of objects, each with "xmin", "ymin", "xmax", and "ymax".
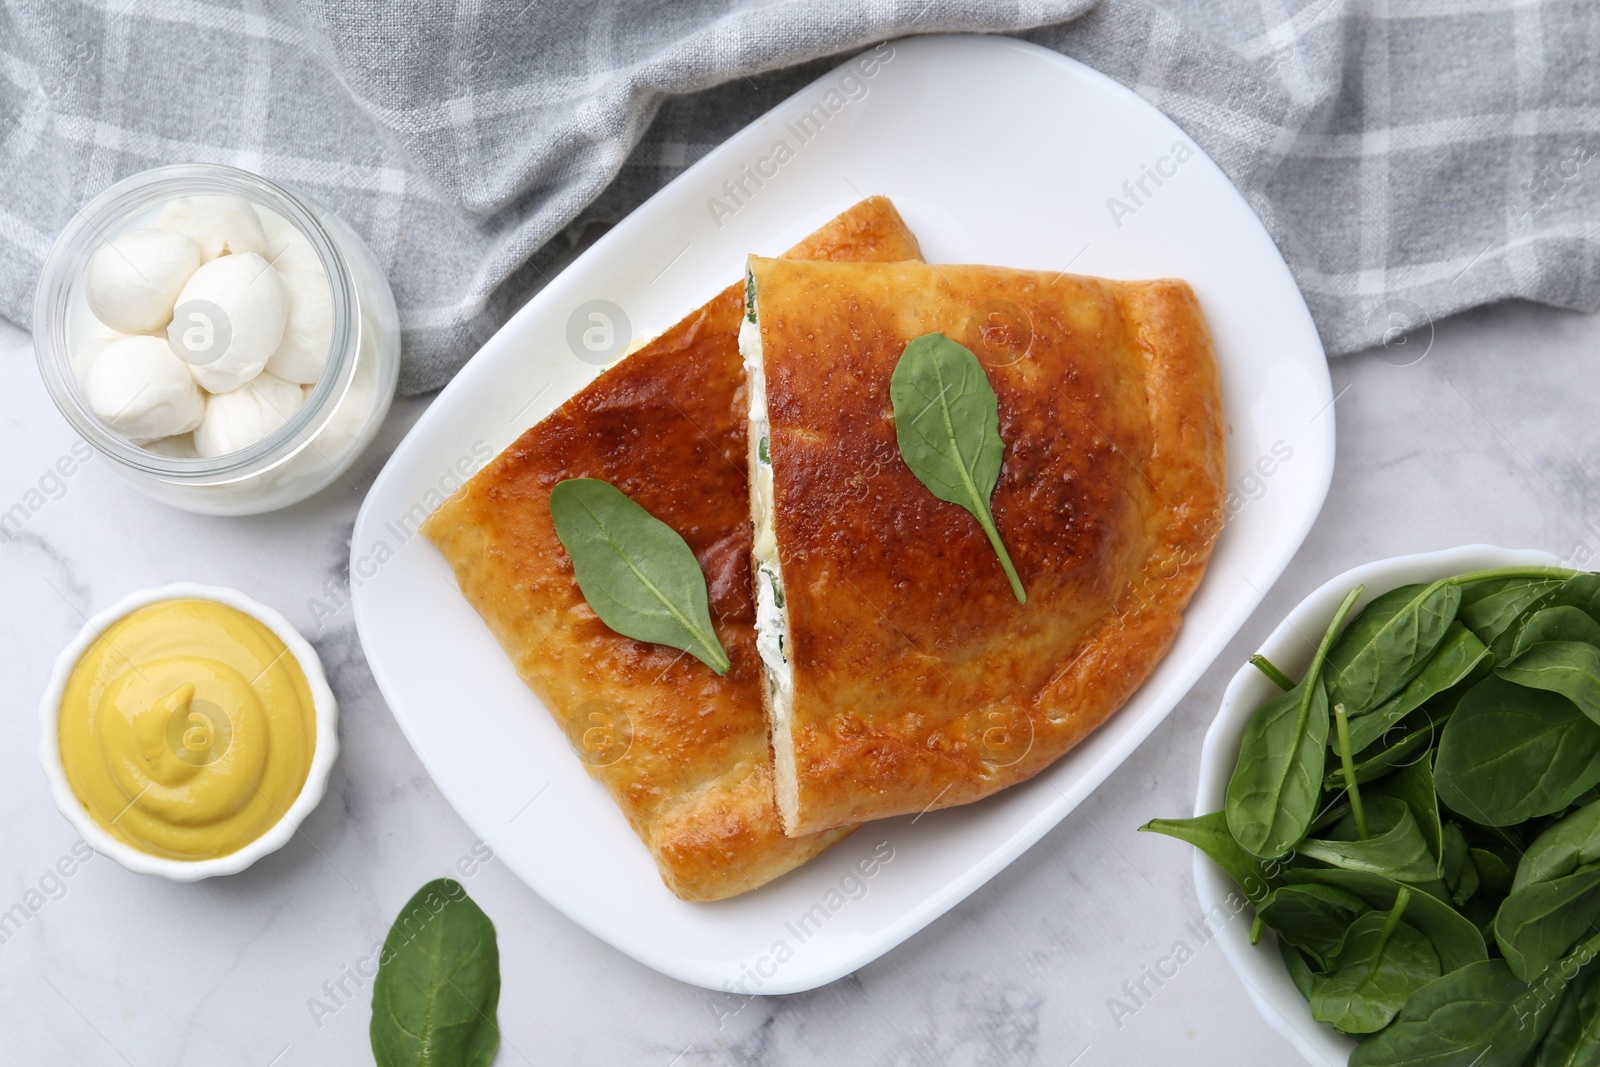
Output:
[{"xmin": 1145, "ymin": 544, "xmax": 1600, "ymax": 1066}]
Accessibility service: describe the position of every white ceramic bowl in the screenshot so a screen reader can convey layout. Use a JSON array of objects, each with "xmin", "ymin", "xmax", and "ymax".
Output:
[
  {"xmin": 38, "ymin": 582, "xmax": 338, "ymax": 881},
  {"xmin": 1195, "ymin": 544, "xmax": 1565, "ymax": 1066}
]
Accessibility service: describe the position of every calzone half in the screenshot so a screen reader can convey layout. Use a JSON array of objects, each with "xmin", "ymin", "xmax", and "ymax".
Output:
[
  {"xmin": 422, "ymin": 199, "xmax": 923, "ymax": 901},
  {"xmin": 741, "ymin": 257, "xmax": 1226, "ymax": 837}
]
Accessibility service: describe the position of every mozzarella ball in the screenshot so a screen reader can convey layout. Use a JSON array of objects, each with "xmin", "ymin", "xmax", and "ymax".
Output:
[
  {"xmin": 264, "ymin": 269, "xmax": 334, "ymax": 384},
  {"xmin": 71, "ymin": 323, "xmax": 125, "ymax": 388},
  {"xmin": 193, "ymin": 372, "xmax": 305, "ymax": 457},
  {"xmin": 156, "ymin": 196, "xmax": 268, "ymax": 261},
  {"xmin": 84, "ymin": 336, "xmax": 205, "ymax": 440},
  {"xmin": 168, "ymin": 253, "xmax": 288, "ymax": 392},
  {"xmin": 262, "ymin": 222, "xmax": 324, "ymax": 275},
  {"xmin": 84, "ymin": 228, "xmax": 201, "ymax": 334}
]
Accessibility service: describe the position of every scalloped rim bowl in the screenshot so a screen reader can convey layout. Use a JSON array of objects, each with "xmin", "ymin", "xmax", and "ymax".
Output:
[
  {"xmin": 1194, "ymin": 544, "xmax": 1564, "ymax": 1066},
  {"xmin": 37, "ymin": 582, "xmax": 339, "ymax": 881}
]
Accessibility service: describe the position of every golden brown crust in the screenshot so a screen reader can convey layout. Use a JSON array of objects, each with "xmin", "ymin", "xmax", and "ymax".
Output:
[
  {"xmin": 750, "ymin": 258, "xmax": 1225, "ymax": 836},
  {"xmin": 421, "ymin": 199, "xmax": 921, "ymax": 901}
]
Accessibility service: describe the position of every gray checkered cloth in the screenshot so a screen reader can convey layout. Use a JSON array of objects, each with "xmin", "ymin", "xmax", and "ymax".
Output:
[{"xmin": 1, "ymin": 1, "xmax": 1595, "ymax": 395}]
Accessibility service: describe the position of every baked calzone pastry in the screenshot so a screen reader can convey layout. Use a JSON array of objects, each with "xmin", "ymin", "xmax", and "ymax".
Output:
[
  {"xmin": 422, "ymin": 199, "xmax": 923, "ymax": 900},
  {"xmin": 741, "ymin": 257, "xmax": 1226, "ymax": 836}
]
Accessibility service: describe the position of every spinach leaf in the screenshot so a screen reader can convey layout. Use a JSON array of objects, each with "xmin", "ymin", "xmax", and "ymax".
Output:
[
  {"xmin": 1517, "ymin": 801, "xmax": 1600, "ymax": 892},
  {"xmin": 1459, "ymin": 576, "xmax": 1567, "ymax": 648},
  {"xmin": 1473, "ymin": 847, "xmax": 1515, "ymax": 899},
  {"xmin": 1496, "ymin": 866, "xmax": 1600, "ymax": 982},
  {"xmin": 1499, "ymin": 642, "xmax": 1600, "ymax": 726},
  {"xmin": 1533, "ymin": 955, "xmax": 1600, "ymax": 1067},
  {"xmin": 1298, "ymin": 796, "xmax": 1441, "ymax": 885},
  {"xmin": 1550, "ymin": 574, "xmax": 1600, "ymax": 618},
  {"xmin": 1283, "ymin": 868, "xmax": 1488, "ymax": 973},
  {"xmin": 1325, "ymin": 582, "xmax": 1462, "ymax": 717},
  {"xmin": 1346, "ymin": 624, "xmax": 1490, "ymax": 754},
  {"xmin": 1436, "ymin": 677, "xmax": 1600, "ymax": 826},
  {"xmin": 549, "ymin": 478, "xmax": 731, "ymax": 674},
  {"xmin": 1226, "ymin": 587, "xmax": 1363, "ymax": 859},
  {"xmin": 1226, "ymin": 680, "xmax": 1332, "ymax": 860},
  {"xmin": 1348, "ymin": 958, "xmax": 1566, "ymax": 1067},
  {"xmin": 1309, "ymin": 890, "xmax": 1440, "ymax": 1034},
  {"xmin": 1311, "ymin": 800, "xmax": 1355, "ymax": 837},
  {"xmin": 889, "ymin": 332, "xmax": 1024, "ymax": 603},
  {"xmin": 370, "ymin": 879, "xmax": 500, "ymax": 1067},
  {"xmin": 1489, "ymin": 599, "xmax": 1567, "ymax": 667},
  {"xmin": 1460, "ymin": 820, "xmax": 1533, "ymax": 878},
  {"xmin": 1439, "ymin": 823, "xmax": 1479, "ymax": 907},
  {"xmin": 1281, "ymin": 940, "xmax": 1316, "ymax": 1000},
  {"xmin": 1258, "ymin": 884, "xmax": 1370, "ymax": 969},
  {"xmin": 1508, "ymin": 606, "xmax": 1600, "ymax": 663},
  {"xmin": 1462, "ymin": 847, "xmax": 1515, "ymax": 941},
  {"xmin": 1376, "ymin": 753, "xmax": 1445, "ymax": 868},
  {"xmin": 1326, "ymin": 710, "xmax": 1450, "ymax": 792},
  {"xmin": 1138, "ymin": 812, "xmax": 1278, "ymax": 903}
]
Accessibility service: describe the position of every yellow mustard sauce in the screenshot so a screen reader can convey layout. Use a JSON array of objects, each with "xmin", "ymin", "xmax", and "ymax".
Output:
[{"xmin": 58, "ymin": 597, "xmax": 315, "ymax": 861}]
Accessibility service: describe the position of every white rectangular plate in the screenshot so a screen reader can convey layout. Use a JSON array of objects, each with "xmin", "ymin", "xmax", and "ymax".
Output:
[{"xmin": 352, "ymin": 34, "xmax": 1334, "ymax": 994}]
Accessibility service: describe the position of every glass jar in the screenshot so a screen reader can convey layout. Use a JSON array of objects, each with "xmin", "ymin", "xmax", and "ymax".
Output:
[{"xmin": 34, "ymin": 163, "xmax": 400, "ymax": 516}]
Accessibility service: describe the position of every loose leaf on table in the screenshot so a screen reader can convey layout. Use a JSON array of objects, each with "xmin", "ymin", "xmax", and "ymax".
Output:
[
  {"xmin": 1436, "ymin": 677, "xmax": 1600, "ymax": 826},
  {"xmin": 1458, "ymin": 576, "xmax": 1566, "ymax": 648},
  {"xmin": 1309, "ymin": 890, "xmax": 1441, "ymax": 1035},
  {"xmin": 889, "ymin": 332, "xmax": 1024, "ymax": 603},
  {"xmin": 1325, "ymin": 582, "xmax": 1462, "ymax": 717},
  {"xmin": 1499, "ymin": 642, "xmax": 1600, "ymax": 725},
  {"xmin": 1258, "ymin": 884, "xmax": 1370, "ymax": 969},
  {"xmin": 1226, "ymin": 587, "xmax": 1363, "ymax": 860},
  {"xmin": 1533, "ymin": 954, "xmax": 1600, "ymax": 1067},
  {"xmin": 1517, "ymin": 801, "xmax": 1600, "ymax": 892},
  {"xmin": 1283, "ymin": 868, "xmax": 1488, "ymax": 973},
  {"xmin": 1508, "ymin": 606, "xmax": 1600, "ymax": 663},
  {"xmin": 1297, "ymin": 796, "xmax": 1442, "ymax": 886},
  {"xmin": 1495, "ymin": 866, "xmax": 1600, "ymax": 983},
  {"xmin": 549, "ymin": 478, "xmax": 731, "ymax": 674},
  {"xmin": 370, "ymin": 878, "xmax": 500, "ymax": 1067},
  {"xmin": 1138, "ymin": 811, "xmax": 1278, "ymax": 904},
  {"xmin": 1345, "ymin": 623, "xmax": 1491, "ymax": 754}
]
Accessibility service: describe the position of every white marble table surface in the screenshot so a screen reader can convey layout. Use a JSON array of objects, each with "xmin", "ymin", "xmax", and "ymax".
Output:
[{"xmin": 2, "ymin": 296, "xmax": 1596, "ymax": 1065}]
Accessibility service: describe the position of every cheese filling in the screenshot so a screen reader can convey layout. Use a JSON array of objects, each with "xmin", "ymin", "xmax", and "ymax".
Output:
[{"xmin": 740, "ymin": 275, "xmax": 798, "ymax": 820}]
